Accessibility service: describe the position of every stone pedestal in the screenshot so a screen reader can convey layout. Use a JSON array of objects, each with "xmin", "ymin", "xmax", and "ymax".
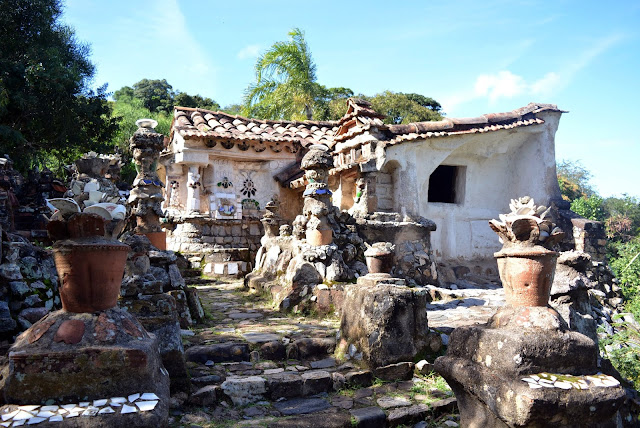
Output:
[
  {"xmin": 435, "ymin": 306, "xmax": 628, "ymax": 427},
  {"xmin": 356, "ymin": 273, "xmax": 406, "ymax": 287},
  {"xmin": 120, "ymin": 235, "xmax": 190, "ymax": 393},
  {"xmin": 340, "ymin": 283, "xmax": 428, "ymax": 368},
  {"xmin": 4, "ymin": 308, "xmax": 169, "ymax": 424}
]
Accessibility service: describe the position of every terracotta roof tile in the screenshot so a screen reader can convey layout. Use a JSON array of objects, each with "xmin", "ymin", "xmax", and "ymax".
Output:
[{"xmin": 170, "ymin": 102, "xmax": 563, "ymax": 152}]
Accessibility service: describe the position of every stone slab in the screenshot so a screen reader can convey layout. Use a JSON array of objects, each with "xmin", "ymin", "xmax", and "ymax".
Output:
[
  {"xmin": 185, "ymin": 343, "xmax": 250, "ymax": 363},
  {"xmin": 350, "ymin": 406, "xmax": 387, "ymax": 428},
  {"xmin": 273, "ymin": 397, "xmax": 331, "ymax": 415}
]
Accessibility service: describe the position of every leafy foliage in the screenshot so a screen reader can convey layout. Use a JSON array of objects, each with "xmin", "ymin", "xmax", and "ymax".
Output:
[
  {"xmin": 109, "ymin": 95, "xmax": 171, "ymax": 152},
  {"xmin": 244, "ymin": 28, "xmax": 325, "ymax": 120},
  {"xmin": 557, "ymin": 159, "xmax": 595, "ymax": 201},
  {"xmin": 0, "ymin": 0, "xmax": 118, "ymax": 171},
  {"xmin": 599, "ymin": 314, "xmax": 640, "ymax": 389},
  {"xmin": 604, "ymin": 195, "xmax": 640, "ymax": 240},
  {"xmin": 114, "ymin": 79, "xmax": 219, "ymax": 114},
  {"xmin": 610, "ymin": 239, "xmax": 640, "ymax": 311},
  {"xmin": 364, "ymin": 91, "xmax": 443, "ymax": 124},
  {"xmin": 243, "ymin": 28, "xmax": 443, "ymax": 123},
  {"xmin": 570, "ymin": 195, "xmax": 607, "ymax": 222}
]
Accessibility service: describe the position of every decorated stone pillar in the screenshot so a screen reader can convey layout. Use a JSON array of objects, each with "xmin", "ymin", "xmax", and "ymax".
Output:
[
  {"xmin": 301, "ymin": 144, "xmax": 334, "ymax": 246},
  {"xmin": 260, "ymin": 199, "xmax": 280, "ymax": 247},
  {"xmin": 128, "ymin": 119, "xmax": 166, "ymax": 249},
  {"xmin": 349, "ymin": 171, "xmax": 380, "ymax": 217},
  {"xmin": 186, "ymin": 165, "xmax": 201, "ymax": 214},
  {"xmin": 435, "ymin": 197, "xmax": 628, "ymax": 427}
]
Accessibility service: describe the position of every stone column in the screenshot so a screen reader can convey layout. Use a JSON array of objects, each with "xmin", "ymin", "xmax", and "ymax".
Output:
[
  {"xmin": 186, "ymin": 165, "xmax": 201, "ymax": 214},
  {"xmin": 260, "ymin": 199, "xmax": 280, "ymax": 247},
  {"xmin": 301, "ymin": 144, "xmax": 334, "ymax": 246},
  {"xmin": 128, "ymin": 119, "xmax": 165, "ymax": 235}
]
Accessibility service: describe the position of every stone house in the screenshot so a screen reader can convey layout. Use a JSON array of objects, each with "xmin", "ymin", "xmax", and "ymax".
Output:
[{"xmin": 161, "ymin": 100, "xmax": 566, "ymax": 278}]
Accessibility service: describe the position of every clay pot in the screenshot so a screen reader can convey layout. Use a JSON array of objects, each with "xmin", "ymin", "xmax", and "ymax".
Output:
[
  {"xmin": 143, "ymin": 231, "xmax": 166, "ymax": 250},
  {"xmin": 494, "ymin": 246, "xmax": 558, "ymax": 307},
  {"xmin": 53, "ymin": 238, "xmax": 130, "ymax": 313},
  {"xmin": 365, "ymin": 253, "xmax": 394, "ymax": 274},
  {"xmin": 306, "ymin": 228, "xmax": 332, "ymax": 246},
  {"xmin": 74, "ymin": 157, "xmax": 110, "ymax": 177}
]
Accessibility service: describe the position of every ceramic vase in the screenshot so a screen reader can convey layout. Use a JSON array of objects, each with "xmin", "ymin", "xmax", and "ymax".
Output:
[
  {"xmin": 494, "ymin": 246, "xmax": 558, "ymax": 307},
  {"xmin": 53, "ymin": 238, "xmax": 129, "ymax": 313}
]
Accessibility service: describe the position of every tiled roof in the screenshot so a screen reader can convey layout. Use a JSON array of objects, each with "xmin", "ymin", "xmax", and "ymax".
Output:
[
  {"xmin": 385, "ymin": 102, "xmax": 562, "ymax": 145},
  {"xmin": 170, "ymin": 102, "xmax": 563, "ymax": 153},
  {"xmin": 171, "ymin": 107, "xmax": 338, "ymax": 148}
]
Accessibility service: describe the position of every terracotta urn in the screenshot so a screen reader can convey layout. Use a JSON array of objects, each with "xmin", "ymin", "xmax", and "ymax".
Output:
[
  {"xmin": 494, "ymin": 246, "xmax": 558, "ymax": 307},
  {"xmin": 53, "ymin": 237, "xmax": 130, "ymax": 313},
  {"xmin": 306, "ymin": 228, "xmax": 332, "ymax": 246},
  {"xmin": 143, "ymin": 231, "xmax": 167, "ymax": 250},
  {"xmin": 365, "ymin": 253, "xmax": 394, "ymax": 274}
]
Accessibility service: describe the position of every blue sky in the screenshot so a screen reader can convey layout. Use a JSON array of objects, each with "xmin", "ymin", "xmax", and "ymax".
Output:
[{"xmin": 63, "ymin": 0, "xmax": 640, "ymax": 198}]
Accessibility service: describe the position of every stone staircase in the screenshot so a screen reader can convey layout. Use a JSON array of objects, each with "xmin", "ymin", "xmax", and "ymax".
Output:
[{"xmin": 172, "ymin": 279, "xmax": 461, "ymax": 427}]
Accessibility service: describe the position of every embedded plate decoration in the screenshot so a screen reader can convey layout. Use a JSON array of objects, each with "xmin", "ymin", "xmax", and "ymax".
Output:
[
  {"xmin": 0, "ymin": 392, "xmax": 160, "ymax": 425},
  {"xmin": 521, "ymin": 372, "xmax": 621, "ymax": 390}
]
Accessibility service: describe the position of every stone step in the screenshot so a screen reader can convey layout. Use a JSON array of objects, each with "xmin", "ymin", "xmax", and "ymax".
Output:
[
  {"xmin": 185, "ymin": 337, "xmax": 338, "ymax": 365},
  {"xmin": 185, "ymin": 365, "xmax": 458, "ymax": 427},
  {"xmin": 203, "ymin": 260, "xmax": 251, "ymax": 277},
  {"xmin": 184, "ymin": 277, "xmax": 218, "ymax": 286},
  {"xmin": 181, "ymin": 268, "xmax": 202, "ymax": 278}
]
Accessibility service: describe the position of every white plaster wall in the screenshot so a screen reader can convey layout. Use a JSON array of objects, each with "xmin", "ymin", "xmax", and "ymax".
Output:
[
  {"xmin": 165, "ymin": 134, "xmax": 296, "ymax": 215},
  {"xmin": 384, "ymin": 112, "xmax": 563, "ymax": 262}
]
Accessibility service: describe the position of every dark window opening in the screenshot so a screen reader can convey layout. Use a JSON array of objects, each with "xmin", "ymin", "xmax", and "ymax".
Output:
[{"xmin": 428, "ymin": 165, "xmax": 464, "ymax": 204}]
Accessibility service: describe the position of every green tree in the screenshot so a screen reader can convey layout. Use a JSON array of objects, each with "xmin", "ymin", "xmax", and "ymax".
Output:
[
  {"xmin": 131, "ymin": 79, "xmax": 174, "ymax": 114},
  {"xmin": 244, "ymin": 28, "xmax": 325, "ymax": 120},
  {"xmin": 364, "ymin": 91, "xmax": 443, "ymax": 124},
  {"xmin": 604, "ymin": 195, "xmax": 640, "ymax": 241},
  {"xmin": 316, "ymin": 87, "xmax": 354, "ymax": 121},
  {"xmin": 109, "ymin": 94, "xmax": 171, "ymax": 153},
  {"xmin": 557, "ymin": 159, "xmax": 595, "ymax": 202},
  {"xmin": 570, "ymin": 195, "xmax": 607, "ymax": 222},
  {"xmin": 221, "ymin": 104, "xmax": 244, "ymax": 116},
  {"xmin": 0, "ymin": 0, "xmax": 118, "ymax": 171},
  {"xmin": 174, "ymin": 92, "xmax": 220, "ymax": 111}
]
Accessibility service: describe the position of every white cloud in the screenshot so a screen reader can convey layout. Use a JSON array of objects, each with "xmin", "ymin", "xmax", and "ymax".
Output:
[
  {"xmin": 237, "ymin": 44, "xmax": 262, "ymax": 60},
  {"xmin": 442, "ymin": 33, "xmax": 624, "ymax": 114},
  {"xmin": 474, "ymin": 70, "xmax": 526, "ymax": 102},
  {"xmin": 104, "ymin": 0, "xmax": 217, "ymax": 96}
]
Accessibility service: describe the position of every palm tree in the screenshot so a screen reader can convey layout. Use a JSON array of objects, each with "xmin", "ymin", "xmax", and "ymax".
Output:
[{"xmin": 243, "ymin": 28, "xmax": 324, "ymax": 121}]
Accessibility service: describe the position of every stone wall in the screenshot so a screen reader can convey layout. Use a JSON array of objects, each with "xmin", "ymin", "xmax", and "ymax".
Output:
[
  {"xmin": 555, "ymin": 207, "xmax": 607, "ymax": 263},
  {"xmin": 0, "ymin": 238, "xmax": 61, "ymax": 342},
  {"xmin": 166, "ymin": 214, "xmax": 264, "ymax": 263}
]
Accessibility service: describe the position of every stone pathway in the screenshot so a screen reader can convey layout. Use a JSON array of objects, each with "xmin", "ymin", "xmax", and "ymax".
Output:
[
  {"xmin": 424, "ymin": 282, "xmax": 505, "ymax": 343},
  {"xmin": 171, "ymin": 278, "xmax": 461, "ymax": 427}
]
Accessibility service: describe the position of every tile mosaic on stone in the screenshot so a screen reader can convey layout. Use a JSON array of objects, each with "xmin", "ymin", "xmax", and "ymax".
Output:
[
  {"xmin": 0, "ymin": 393, "xmax": 159, "ymax": 425},
  {"xmin": 521, "ymin": 373, "xmax": 621, "ymax": 390}
]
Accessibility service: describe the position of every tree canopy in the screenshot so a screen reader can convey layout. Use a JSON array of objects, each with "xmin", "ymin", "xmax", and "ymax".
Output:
[
  {"xmin": 364, "ymin": 91, "xmax": 443, "ymax": 124},
  {"xmin": 244, "ymin": 28, "xmax": 324, "ymax": 120},
  {"xmin": 243, "ymin": 28, "xmax": 443, "ymax": 123},
  {"xmin": 0, "ymin": 0, "xmax": 118, "ymax": 171},
  {"xmin": 114, "ymin": 79, "xmax": 219, "ymax": 114},
  {"xmin": 557, "ymin": 159, "xmax": 595, "ymax": 201}
]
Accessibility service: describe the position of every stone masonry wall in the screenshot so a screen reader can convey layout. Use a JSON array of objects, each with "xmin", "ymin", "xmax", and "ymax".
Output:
[{"xmin": 166, "ymin": 216, "xmax": 264, "ymax": 259}]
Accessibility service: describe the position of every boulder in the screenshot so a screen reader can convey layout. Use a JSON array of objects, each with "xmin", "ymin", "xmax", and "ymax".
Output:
[{"xmin": 340, "ymin": 283, "xmax": 428, "ymax": 367}]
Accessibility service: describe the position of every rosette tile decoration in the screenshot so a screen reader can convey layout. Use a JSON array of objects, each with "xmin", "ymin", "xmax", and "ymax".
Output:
[
  {"xmin": 128, "ymin": 119, "xmax": 167, "ymax": 249},
  {"xmin": 489, "ymin": 196, "xmax": 564, "ymax": 307}
]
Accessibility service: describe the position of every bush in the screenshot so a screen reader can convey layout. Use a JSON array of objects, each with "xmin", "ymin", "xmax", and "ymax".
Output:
[
  {"xmin": 609, "ymin": 239, "xmax": 640, "ymax": 318},
  {"xmin": 571, "ymin": 195, "xmax": 607, "ymax": 222},
  {"xmin": 599, "ymin": 314, "xmax": 640, "ymax": 389}
]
